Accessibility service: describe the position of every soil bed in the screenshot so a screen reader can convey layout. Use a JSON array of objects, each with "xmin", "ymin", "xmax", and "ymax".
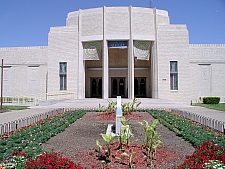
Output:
[{"xmin": 42, "ymin": 112, "xmax": 195, "ymax": 168}]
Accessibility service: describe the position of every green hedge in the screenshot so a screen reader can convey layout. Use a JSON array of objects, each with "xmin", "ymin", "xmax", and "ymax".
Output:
[{"xmin": 203, "ymin": 97, "xmax": 220, "ymax": 104}]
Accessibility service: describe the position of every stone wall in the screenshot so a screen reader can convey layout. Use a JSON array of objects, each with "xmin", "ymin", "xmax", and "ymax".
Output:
[
  {"xmin": 157, "ymin": 25, "xmax": 190, "ymax": 104},
  {"xmin": 48, "ymin": 26, "xmax": 79, "ymax": 98},
  {"xmin": 189, "ymin": 44, "xmax": 225, "ymax": 103},
  {"xmin": 81, "ymin": 8, "xmax": 103, "ymax": 37},
  {"xmin": 0, "ymin": 46, "xmax": 47, "ymax": 98}
]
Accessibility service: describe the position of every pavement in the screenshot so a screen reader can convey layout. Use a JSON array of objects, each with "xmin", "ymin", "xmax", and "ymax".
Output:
[{"xmin": 0, "ymin": 98, "xmax": 225, "ymax": 125}]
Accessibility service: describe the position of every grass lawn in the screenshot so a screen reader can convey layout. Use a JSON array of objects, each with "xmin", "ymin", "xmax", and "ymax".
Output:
[
  {"xmin": 193, "ymin": 103, "xmax": 225, "ymax": 112},
  {"xmin": 0, "ymin": 105, "xmax": 29, "ymax": 112}
]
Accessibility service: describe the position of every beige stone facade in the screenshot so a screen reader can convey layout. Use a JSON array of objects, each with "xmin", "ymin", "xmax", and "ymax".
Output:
[{"xmin": 0, "ymin": 6, "xmax": 225, "ymax": 104}]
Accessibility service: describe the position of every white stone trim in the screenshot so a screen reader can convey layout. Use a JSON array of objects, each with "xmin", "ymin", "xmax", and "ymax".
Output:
[
  {"xmin": 133, "ymin": 35, "xmax": 155, "ymax": 41},
  {"xmin": 190, "ymin": 60, "xmax": 225, "ymax": 63},
  {"xmin": 80, "ymin": 35, "xmax": 103, "ymax": 42},
  {"xmin": 106, "ymin": 35, "xmax": 130, "ymax": 40}
]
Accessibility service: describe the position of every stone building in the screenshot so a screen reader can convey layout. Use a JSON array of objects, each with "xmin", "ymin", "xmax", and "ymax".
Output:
[{"xmin": 0, "ymin": 6, "xmax": 225, "ymax": 104}]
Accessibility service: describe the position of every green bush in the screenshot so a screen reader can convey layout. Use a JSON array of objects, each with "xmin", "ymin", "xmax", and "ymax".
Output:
[{"xmin": 203, "ymin": 96, "xmax": 220, "ymax": 104}]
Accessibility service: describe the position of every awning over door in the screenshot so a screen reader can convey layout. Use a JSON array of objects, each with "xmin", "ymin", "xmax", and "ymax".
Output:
[{"xmin": 108, "ymin": 41, "xmax": 128, "ymax": 49}]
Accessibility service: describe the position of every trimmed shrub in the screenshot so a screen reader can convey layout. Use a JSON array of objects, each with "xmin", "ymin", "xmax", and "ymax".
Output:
[{"xmin": 203, "ymin": 96, "xmax": 220, "ymax": 104}]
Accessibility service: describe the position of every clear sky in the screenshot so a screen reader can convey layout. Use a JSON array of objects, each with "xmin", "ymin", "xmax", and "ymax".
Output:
[{"xmin": 0, "ymin": 0, "xmax": 225, "ymax": 47}]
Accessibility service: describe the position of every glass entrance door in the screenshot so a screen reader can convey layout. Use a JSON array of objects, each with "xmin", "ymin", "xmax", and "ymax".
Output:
[
  {"xmin": 90, "ymin": 78, "xmax": 102, "ymax": 98},
  {"xmin": 111, "ymin": 77, "xmax": 125, "ymax": 98}
]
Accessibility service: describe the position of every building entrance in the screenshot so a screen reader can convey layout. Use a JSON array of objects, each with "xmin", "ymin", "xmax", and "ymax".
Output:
[
  {"xmin": 111, "ymin": 77, "xmax": 125, "ymax": 98},
  {"xmin": 134, "ymin": 78, "xmax": 146, "ymax": 97},
  {"xmin": 90, "ymin": 78, "xmax": 102, "ymax": 98}
]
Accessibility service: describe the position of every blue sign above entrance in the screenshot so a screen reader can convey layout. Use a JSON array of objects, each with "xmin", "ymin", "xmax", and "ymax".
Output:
[{"xmin": 108, "ymin": 41, "xmax": 128, "ymax": 49}]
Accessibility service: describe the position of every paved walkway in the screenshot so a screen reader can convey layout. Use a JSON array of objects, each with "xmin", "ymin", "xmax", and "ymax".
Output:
[
  {"xmin": 179, "ymin": 107, "xmax": 225, "ymax": 124},
  {"xmin": 0, "ymin": 98, "xmax": 224, "ymax": 124}
]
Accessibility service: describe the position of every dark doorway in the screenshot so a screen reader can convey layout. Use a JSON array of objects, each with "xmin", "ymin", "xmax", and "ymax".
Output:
[
  {"xmin": 98, "ymin": 79, "xmax": 102, "ymax": 96},
  {"xmin": 119, "ymin": 79, "xmax": 125, "ymax": 95},
  {"xmin": 134, "ymin": 77, "xmax": 146, "ymax": 97},
  {"xmin": 91, "ymin": 79, "xmax": 96, "ymax": 96},
  {"xmin": 140, "ymin": 78, "xmax": 146, "ymax": 96},
  {"xmin": 134, "ymin": 78, "xmax": 138, "ymax": 95},
  {"xmin": 112, "ymin": 79, "xmax": 117, "ymax": 95},
  {"xmin": 111, "ymin": 77, "xmax": 125, "ymax": 98},
  {"xmin": 91, "ymin": 78, "xmax": 102, "ymax": 98}
]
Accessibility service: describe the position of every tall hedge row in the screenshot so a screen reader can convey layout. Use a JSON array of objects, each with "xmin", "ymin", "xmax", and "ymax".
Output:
[{"xmin": 203, "ymin": 97, "xmax": 220, "ymax": 104}]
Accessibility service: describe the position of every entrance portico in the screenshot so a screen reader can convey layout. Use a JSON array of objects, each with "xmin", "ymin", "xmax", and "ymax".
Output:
[
  {"xmin": 85, "ymin": 39, "xmax": 156, "ymax": 99},
  {"xmin": 78, "ymin": 6, "xmax": 160, "ymax": 100}
]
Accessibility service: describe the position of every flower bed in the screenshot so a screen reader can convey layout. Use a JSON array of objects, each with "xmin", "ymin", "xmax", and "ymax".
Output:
[
  {"xmin": 176, "ymin": 140, "xmax": 225, "ymax": 168},
  {"xmin": 25, "ymin": 152, "xmax": 82, "ymax": 169},
  {"xmin": 147, "ymin": 109, "xmax": 225, "ymax": 147},
  {"xmin": 0, "ymin": 108, "xmax": 225, "ymax": 168},
  {"xmin": 0, "ymin": 110, "xmax": 86, "ymax": 161}
]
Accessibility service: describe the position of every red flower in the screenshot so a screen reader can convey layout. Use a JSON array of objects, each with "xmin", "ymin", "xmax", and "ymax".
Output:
[
  {"xmin": 175, "ymin": 141, "xmax": 225, "ymax": 168},
  {"xmin": 25, "ymin": 152, "xmax": 85, "ymax": 169}
]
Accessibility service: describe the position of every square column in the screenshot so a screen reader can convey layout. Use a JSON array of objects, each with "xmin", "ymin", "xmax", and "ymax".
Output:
[
  {"xmin": 102, "ymin": 6, "xmax": 109, "ymax": 99},
  {"xmin": 128, "ymin": 39, "xmax": 134, "ymax": 99},
  {"xmin": 78, "ymin": 9, "xmax": 85, "ymax": 99},
  {"xmin": 128, "ymin": 6, "xmax": 134, "ymax": 99},
  {"xmin": 152, "ymin": 8, "xmax": 158, "ymax": 98},
  {"xmin": 102, "ymin": 40, "xmax": 108, "ymax": 99},
  {"xmin": 151, "ymin": 41, "xmax": 158, "ymax": 98}
]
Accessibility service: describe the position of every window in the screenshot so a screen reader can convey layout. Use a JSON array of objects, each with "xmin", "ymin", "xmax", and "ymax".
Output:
[
  {"xmin": 59, "ymin": 62, "xmax": 67, "ymax": 90},
  {"xmin": 170, "ymin": 61, "xmax": 178, "ymax": 90}
]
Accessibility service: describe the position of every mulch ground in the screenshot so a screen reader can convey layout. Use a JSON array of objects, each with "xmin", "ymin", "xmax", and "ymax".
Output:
[{"xmin": 42, "ymin": 112, "xmax": 195, "ymax": 169}]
